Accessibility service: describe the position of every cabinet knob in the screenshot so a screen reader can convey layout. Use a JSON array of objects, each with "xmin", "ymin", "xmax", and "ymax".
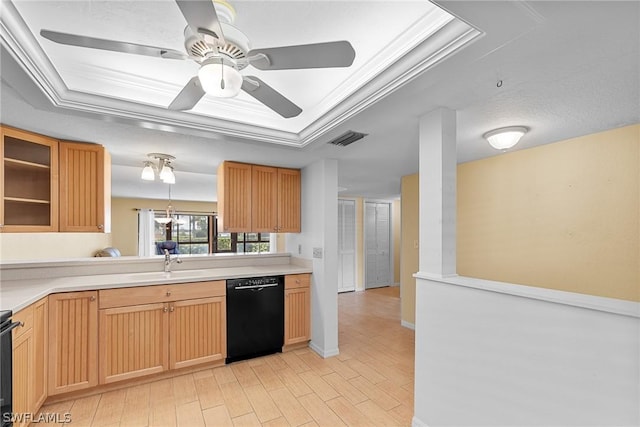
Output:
[
  {"xmin": 169, "ymin": 305, "xmax": 175, "ymax": 312},
  {"xmin": 97, "ymin": 224, "xmax": 104, "ymax": 230},
  {"xmin": 90, "ymin": 296, "xmax": 96, "ymax": 302},
  {"xmin": 166, "ymin": 291, "xmax": 171, "ymax": 297},
  {"xmin": 163, "ymin": 306, "xmax": 168, "ymax": 313}
]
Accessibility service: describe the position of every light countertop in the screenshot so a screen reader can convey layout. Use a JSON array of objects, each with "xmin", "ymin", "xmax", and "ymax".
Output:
[{"xmin": 1, "ymin": 264, "xmax": 312, "ymax": 312}]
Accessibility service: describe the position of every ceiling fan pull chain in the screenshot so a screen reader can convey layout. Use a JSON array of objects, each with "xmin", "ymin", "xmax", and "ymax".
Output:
[{"xmin": 220, "ymin": 58, "xmax": 226, "ymax": 90}]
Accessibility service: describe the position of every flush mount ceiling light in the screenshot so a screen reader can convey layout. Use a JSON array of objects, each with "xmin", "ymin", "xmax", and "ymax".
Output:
[
  {"xmin": 141, "ymin": 153, "xmax": 176, "ymax": 184},
  {"xmin": 483, "ymin": 126, "xmax": 529, "ymax": 150}
]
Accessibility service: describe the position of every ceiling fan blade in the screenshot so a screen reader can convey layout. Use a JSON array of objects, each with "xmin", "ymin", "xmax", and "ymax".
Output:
[
  {"xmin": 248, "ymin": 41, "xmax": 355, "ymax": 71},
  {"xmin": 40, "ymin": 29, "xmax": 188, "ymax": 60},
  {"xmin": 242, "ymin": 76, "xmax": 302, "ymax": 118},
  {"xmin": 175, "ymin": 0, "xmax": 226, "ymax": 45},
  {"xmin": 168, "ymin": 76, "xmax": 205, "ymax": 111}
]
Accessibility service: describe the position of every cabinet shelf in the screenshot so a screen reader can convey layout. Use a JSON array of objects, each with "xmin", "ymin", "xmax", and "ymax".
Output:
[
  {"xmin": 4, "ymin": 196, "xmax": 51, "ymax": 204},
  {"xmin": 5, "ymin": 157, "xmax": 51, "ymax": 170}
]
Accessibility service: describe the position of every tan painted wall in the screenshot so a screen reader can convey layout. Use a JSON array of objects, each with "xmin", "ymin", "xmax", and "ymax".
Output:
[
  {"xmin": 111, "ymin": 197, "xmax": 217, "ymax": 256},
  {"xmin": 400, "ymin": 174, "xmax": 419, "ymax": 325},
  {"xmin": 0, "ymin": 232, "xmax": 112, "ymax": 260},
  {"xmin": 458, "ymin": 124, "xmax": 639, "ymax": 301}
]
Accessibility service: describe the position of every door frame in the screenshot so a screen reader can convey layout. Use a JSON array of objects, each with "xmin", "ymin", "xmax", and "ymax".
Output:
[{"xmin": 363, "ymin": 199, "xmax": 394, "ymax": 289}]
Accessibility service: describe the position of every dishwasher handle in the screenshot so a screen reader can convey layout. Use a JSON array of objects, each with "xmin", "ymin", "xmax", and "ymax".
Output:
[
  {"xmin": 0, "ymin": 321, "xmax": 23, "ymax": 338},
  {"xmin": 234, "ymin": 283, "xmax": 280, "ymax": 290}
]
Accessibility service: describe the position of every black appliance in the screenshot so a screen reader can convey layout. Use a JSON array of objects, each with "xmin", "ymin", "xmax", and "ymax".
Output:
[
  {"xmin": 1, "ymin": 310, "xmax": 21, "ymax": 427},
  {"xmin": 226, "ymin": 276, "xmax": 284, "ymax": 364}
]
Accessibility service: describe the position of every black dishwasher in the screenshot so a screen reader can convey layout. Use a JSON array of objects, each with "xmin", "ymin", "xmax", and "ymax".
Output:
[{"xmin": 226, "ymin": 276, "xmax": 284, "ymax": 364}]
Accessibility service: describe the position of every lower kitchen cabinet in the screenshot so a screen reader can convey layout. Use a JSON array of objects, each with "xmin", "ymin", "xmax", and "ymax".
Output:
[
  {"xmin": 284, "ymin": 274, "xmax": 311, "ymax": 346},
  {"xmin": 48, "ymin": 291, "xmax": 98, "ymax": 395},
  {"xmin": 99, "ymin": 303, "xmax": 169, "ymax": 384},
  {"xmin": 12, "ymin": 297, "xmax": 47, "ymax": 427},
  {"xmin": 169, "ymin": 296, "xmax": 226, "ymax": 370},
  {"xmin": 98, "ymin": 281, "xmax": 226, "ymax": 384}
]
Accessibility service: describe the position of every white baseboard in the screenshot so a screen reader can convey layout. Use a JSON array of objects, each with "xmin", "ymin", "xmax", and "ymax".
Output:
[
  {"xmin": 401, "ymin": 320, "xmax": 415, "ymax": 330},
  {"xmin": 412, "ymin": 416, "xmax": 428, "ymax": 427},
  {"xmin": 309, "ymin": 341, "xmax": 340, "ymax": 358}
]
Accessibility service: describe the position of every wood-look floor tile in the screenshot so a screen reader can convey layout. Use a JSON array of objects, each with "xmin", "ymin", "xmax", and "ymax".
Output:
[
  {"xmin": 325, "ymin": 396, "xmax": 373, "ymax": 427},
  {"xmin": 355, "ymin": 399, "xmax": 401, "ymax": 426},
  {"xmin": 296, "ymin": 393, "xmax": 346, "ymax": 427},
  {"xmin": 269, "ymin": 387, "xmax": 313, "ymax": 426},
  {"xmin": 175, "ymin": 400, "xmax": 205, "ymax": 427},
  {"xmin": 214, "ymin": 365, "xmax": 239, "ymax": 385},
  {"xmin": 389, "ymin": 403, "xmax": 414, "ymax": 426},
  {"xmin": 242, "ymin": 384, "xmax": 282, "ymax": 423},
  {"xmin": 148, "ymin": 401, "xmax": 177, "ymax": 427},
  {"xmin": 263, "ymin": 354, "xmax": 289, "ymax": 372},
  {"xmin": 321, "ymin": 372, "xmax": 367, "ymax": 405},
  {"xmin": 296, "ymin": 351, "xmax": 334, "ymax": 376},
  {"xmin": 231, "ymin": 412, "xmax": 261, "ymax": 426},
  {"xmin": 251, "ymin": 363, "xmax": 285, "ymax": 391},
  {"xmin": 218, "ymin": 381, "xmax": 253, "ymax": 418},
  {"xmin": 298, "ymin": 371, "xmax": 339, "ymax": 402},
  {"xmin": 279, "ymin": 352, "xmax": 311, "ymax": 374},
  {"xmin": 120, "ymin": 383, "xmax": 150, "ymax": 426},
  {"xmin": 375, "ymin": 379, "xmax": 413, "ymax": 403},
  {"xmin": 149, "ymin": 378, "xmax": 175, "ymax": 407},
  {"xmin": 344, "ymin": 359, "xmax": 387, "ymax": 385},
  {"xmin": 195, "ymin": 374, "xmax": 225, "ymax": 410},
  {"xmin": 231, "ymin": 362, "xmax": 262, "ymax": 388},
  {"xmin": 276, "ymin": 368, "xmax": 313, "ymax": 398},
  {"xmin": 202, "ymin": 404, "xmax": 234, "ymax": 427},
  {"xmin": 67, "ymin": 394, "xmax": 101, "ymax": 425},
  {"xmin": 172, "ymin": 374, "xmax": 198, "ymax": 406},
  {"xmin": 349, "ymin": 375, "xmax": 401, "ymax": 411},
  {"xmin": 260, "ymin": 417, "xmax": 291, "ymax": 427},
  {"xmin": 323, "ymin": 357, "xmax": 359, "ymax": 380},
  {"xmin": 91, "ymin": 389, "xmax": 126, "ymax": 427}
]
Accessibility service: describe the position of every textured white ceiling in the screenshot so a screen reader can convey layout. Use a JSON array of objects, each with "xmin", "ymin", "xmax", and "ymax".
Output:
[{"xmin": 1, "ymin": 1, "xmax": 638, "ymax": 201}]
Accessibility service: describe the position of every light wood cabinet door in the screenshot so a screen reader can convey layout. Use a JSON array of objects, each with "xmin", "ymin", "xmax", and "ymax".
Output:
[
  {"xmin": 284, "ymin": 274, "xmax": 311, "ymax": 346},
  {"xmin": 277, "ymin": 168, "xmax": 301, "ymax": 233},
  {"xmin": 217, "ymin": 161, "xmax": 252, "ymax": 232},
  {"xmin": 0, "ymin": 125, "xmax": 59, "ymax": 232},
  {"xmin": 169, "ymin": 296, "xmax": 226, "ymax": 370},
  {"xmin": 32, "ymin": 298, "xmax": 48, "ymax": 409},
  {"xmin": 251, "ymin": 165, "xmax": 278, "ymax": 233},
  {"xmin": 99, "ymin": 303, "xmax": 169, "ymax": 384},
  {"xmin": 12, "ymin": 328, "xmax": 34, "ymax": 427},
  {"xmin": 48, "ymin": 291, "xmax": 98, "ymax": 395},
  {"xmin": 59, "ymin": 141, "xmax": 111, "ymax": 232}
]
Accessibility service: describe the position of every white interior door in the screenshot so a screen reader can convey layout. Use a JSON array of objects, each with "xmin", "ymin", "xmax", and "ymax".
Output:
[
  {"xmin": 365, "ymin": 201, "xmax": 391, "ymax": 289},
  {"xmin": 338, "ymin": 199, "xmax": 356, "ymax": 293}
]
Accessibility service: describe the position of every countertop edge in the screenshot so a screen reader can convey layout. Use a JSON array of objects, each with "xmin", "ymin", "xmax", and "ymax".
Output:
[{"xmin": 2, "ymin": 265, "xmax": 313, "ymax": 313}]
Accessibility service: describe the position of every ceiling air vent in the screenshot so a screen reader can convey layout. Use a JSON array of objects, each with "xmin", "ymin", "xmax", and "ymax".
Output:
[{"xmin": 327, "ymin": 130, "xmax": 368, "ymax": 147}]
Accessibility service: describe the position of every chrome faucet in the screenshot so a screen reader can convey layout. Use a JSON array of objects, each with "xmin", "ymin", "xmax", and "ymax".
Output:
[{"xmin": 164, "ymin": 249, "xmax": 182, "ymax": 273}]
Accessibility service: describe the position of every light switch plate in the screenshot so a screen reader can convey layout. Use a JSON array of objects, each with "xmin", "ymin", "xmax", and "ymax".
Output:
[{"xmin": 313, "ymin": 247, "xmax": 323, "ymax": 258}]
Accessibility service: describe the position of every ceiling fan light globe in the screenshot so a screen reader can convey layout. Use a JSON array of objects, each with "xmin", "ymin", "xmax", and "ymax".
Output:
[{"xmin": 198, "ymin": 60, "xmax": 242, "ymax": 98}]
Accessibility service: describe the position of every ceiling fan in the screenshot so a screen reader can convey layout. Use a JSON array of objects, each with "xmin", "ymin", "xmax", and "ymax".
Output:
[{"xmin": 39, "ymin": 0, "xmax": 356, "ymax": 118}]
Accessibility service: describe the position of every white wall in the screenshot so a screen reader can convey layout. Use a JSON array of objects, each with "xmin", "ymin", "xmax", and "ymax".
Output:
[
  {"xmin": 286, "ymin": 159, "xmax": 339, "ymax": 357},
  {"xmin": 413, "ymin": 276, "xmax": 640, "ymax": 426}
]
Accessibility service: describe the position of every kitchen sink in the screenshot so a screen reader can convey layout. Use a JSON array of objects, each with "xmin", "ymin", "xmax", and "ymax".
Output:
[{"xmin": 126, "ymin": 270, "xmax": 212, "ymax": 281}]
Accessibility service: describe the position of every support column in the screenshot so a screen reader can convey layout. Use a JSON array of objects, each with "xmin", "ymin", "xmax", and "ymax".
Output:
[{"xmin": 418, "ymin": 107, "xmax": 457, "ymax": 276}]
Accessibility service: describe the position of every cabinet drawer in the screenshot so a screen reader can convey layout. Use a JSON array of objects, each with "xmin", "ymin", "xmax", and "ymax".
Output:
[
  {"xmin": 12, "ymin": 304, "xmax": 33, "ymax": 339},
  {"xmin": 285, "ymin": 274, "xmax": 311, "ymax": 290},
  {"xmin": 99, "ymin": 280, "xmax": 226, "ymax": 308}
]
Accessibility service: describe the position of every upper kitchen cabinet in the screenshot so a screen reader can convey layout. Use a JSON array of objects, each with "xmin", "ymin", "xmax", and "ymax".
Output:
[
  {"xmin": 218, "ymin": 161, "xmax": 301, "ymax": 233},
  {"xmin": 59, "ymin": 141, "xmax": 111, "ymax": 232},
  {"xmin": 0, "ymin": 125, "xmax": 59, "ymax": 232},
  {"xmin": 217, "ymin": 161, "xmax": 252, "ymax": 232}
]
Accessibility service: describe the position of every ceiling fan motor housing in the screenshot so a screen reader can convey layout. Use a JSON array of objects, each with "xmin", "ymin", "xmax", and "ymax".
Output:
[{"xmin": 184, "ymin": 22, "xmax": 250, "ymax": 70}]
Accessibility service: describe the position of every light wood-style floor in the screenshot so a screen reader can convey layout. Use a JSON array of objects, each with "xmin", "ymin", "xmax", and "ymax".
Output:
[{"xmin": 38, "ymin": 286, "xmax": 414, "ymax": 427}]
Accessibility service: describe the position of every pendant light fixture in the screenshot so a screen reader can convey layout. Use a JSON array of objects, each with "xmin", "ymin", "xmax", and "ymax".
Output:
[
  {"xmin": 141, "ymin": 153, "xmax": 176, "ymax": 184},
  {"xmin": 155, "ymin": 185, "xmax": 186, "ymax": 225}
]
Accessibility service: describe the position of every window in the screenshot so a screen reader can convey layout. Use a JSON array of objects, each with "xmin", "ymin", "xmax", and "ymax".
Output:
[
  {"xmin": 155, "ymin": 213, "xmax": 211, "ymax": 255},
  {"xmin": 212, "ymin": 216, "xmax": 271, "ymax": 254}
]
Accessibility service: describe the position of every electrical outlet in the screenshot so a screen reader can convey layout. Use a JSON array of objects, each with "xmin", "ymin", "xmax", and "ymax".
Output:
[{"xmin": 313, "ymin": 247, "xmax": 323, "ymax": 259}]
